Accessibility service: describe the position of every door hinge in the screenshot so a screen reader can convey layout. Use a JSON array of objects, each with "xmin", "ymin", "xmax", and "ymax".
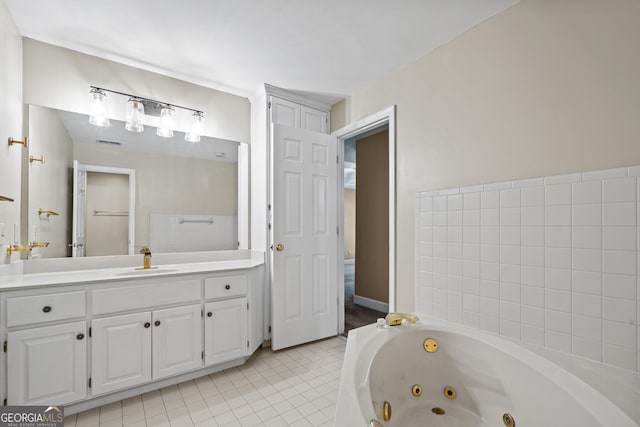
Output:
[
  {"xmin": 268, "ymin": 204, "xmax": 271, "ymax": 210},
  {"xmin": 3, "ymin": 398, "xmax": 6, "ymax": 406},
  {"xmin": 337, "ymin": 226, "xmax": 339, "ymax": 235},
  {"xmin": 3, "ymin": 341, "xmax": 6, "ymax": 353},
  {"xmin": 268, "ymin": 325, "xmax": 271, "ymax": 333},
  {"xmin": 89, "ymin": 327, "xmax": 92, "ymax": 337},
  {"xmin": 88, "ymin": 378, "xmax": 92, "ymax": 388},
  {"xmin": 247, "ymin": 302, "xmax": 249, "ymax": 310},
  {"xmin": 268, "ymin": 101, "xmax": 271, "ymax": 109},
  {"xmin": 201, "ymin": 309, "xmax": 204, "ymax": 318},
  {"xmin": 201, "ymin": 351, "xmax": 204, "ymax": 360},
  {"xmin": 268, "ymin": 223, "xmax": 271, "ymax": 230},
  {"xmin": 336, "ymin": 155, "xmax": 339, "ymax": 164},
  {"xmin": 247, "ymin": 340, "xmax": 250, "ymax": 349}
]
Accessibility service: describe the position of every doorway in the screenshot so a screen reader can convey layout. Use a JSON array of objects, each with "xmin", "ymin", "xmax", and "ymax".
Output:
[{"xmin": 334, "ymin": 105, "xmax": 396, "ymax": 336}]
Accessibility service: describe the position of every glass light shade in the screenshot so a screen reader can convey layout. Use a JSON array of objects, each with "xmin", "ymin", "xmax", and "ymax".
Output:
[
  {"xmin": 156, "ymin": 105, "xmax": 175, "ymax": 138},
  {"xmin": 125, "ymin": 98, "xmax": 145, "ymax": 132},
  {"xmin": 88, "ymin": 88, "xmax": 110, "ymax": 127},
  {"xmin": 185, "ymin": 111, "xmax": 204, "ymax": 142}
]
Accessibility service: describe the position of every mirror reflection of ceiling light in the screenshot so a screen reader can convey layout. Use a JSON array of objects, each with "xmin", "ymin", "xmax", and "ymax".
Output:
[{"xmin": 87, "ymin": 86, "xmax": 205, "ymax": 142}]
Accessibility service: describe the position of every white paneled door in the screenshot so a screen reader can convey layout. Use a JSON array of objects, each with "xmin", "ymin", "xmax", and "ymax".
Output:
[{"xmin": 271, "ymin": 124, "xmax": 338, "ymax": 350}]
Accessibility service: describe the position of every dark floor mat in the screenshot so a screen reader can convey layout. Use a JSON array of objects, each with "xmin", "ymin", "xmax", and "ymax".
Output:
[{"xmin": 344, "ymin": 301, "xmax": 387, "ymax": 336}]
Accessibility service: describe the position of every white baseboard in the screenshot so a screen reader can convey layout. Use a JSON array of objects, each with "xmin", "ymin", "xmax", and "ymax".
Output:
[{"xmin": 353, "ymin": 294, "xmax": 389, "ymax": 313}]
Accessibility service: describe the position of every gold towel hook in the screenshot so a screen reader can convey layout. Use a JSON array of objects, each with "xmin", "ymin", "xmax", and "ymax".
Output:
[
  {"xmin": 29, "ymin": 155, "xmax": 45, "ymax": 164},
  {"xmin": 8, "ymin": 136, "xmax": 28, "ymax": 147}
]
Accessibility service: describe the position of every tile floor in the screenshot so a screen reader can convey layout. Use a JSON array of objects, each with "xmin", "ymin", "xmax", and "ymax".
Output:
[{"xmin": 64, "ymin": 337, "xmax": 346, "ymax": 427}]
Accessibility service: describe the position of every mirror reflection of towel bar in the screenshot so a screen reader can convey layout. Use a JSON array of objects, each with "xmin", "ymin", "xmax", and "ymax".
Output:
[
  {"xmin": 94, "ymin": 210, "xmax": 129, "ymax": 216},
  {"xmin": 178, "ymin": 217, "xmax": 214, "ymax": 224}
]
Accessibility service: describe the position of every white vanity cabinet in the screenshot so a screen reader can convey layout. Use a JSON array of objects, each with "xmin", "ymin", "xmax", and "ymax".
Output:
[
  {"xmin": 91, "ymin": 305, "xmax": 202, "ymax": 396},
  {"xmin": 8, "ymin": 321, "xmax": 87, "ymax": 405}
]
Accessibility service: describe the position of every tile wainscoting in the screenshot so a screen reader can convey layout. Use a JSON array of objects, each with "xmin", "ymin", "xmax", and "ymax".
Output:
[{"xmin": 416, "ymin": 166, "xmax": 640, "ymax": 372}]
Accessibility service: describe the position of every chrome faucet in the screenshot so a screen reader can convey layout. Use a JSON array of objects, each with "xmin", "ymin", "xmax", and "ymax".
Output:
[{"xmin": 385, "ymin": 313, "xmax": 419, "ymax": 326}]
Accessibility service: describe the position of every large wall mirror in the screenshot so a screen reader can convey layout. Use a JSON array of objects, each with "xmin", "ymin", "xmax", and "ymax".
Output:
[{"xmin": 24, "ymin": 104, "xmax": 246, "ymax": 259}]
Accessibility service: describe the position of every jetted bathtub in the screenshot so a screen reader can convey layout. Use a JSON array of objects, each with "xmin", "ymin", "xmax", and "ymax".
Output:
[{"xmin": 335, "ymin": 318, "xmax": 639, "ymax": 427}]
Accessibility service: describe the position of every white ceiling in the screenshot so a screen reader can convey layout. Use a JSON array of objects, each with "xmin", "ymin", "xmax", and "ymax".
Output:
[{"xmin": 5, "ymin": 0, "xmax": 518, "ymax": 104}]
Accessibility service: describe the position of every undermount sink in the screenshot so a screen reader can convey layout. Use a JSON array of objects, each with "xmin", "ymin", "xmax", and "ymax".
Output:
[{"xmin": 115, "ymin": 268, "xmax": 181, "ymax": 276}]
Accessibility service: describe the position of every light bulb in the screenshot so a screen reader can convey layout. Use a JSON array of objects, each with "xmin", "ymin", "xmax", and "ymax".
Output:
[
  {"xmin": 156, "ymin": 105, "xmax": 175, "ymax": 138},
  {"xmin": 88, "ymin": 88, "xmax": 110, "ymax": 127},
  {"xmin": 125, "ymin": 98, "xmax": 145, "ymax": 132},
  {"xmin": 185, "ymin": 111, "xmax": 204, "ymax": 142}
]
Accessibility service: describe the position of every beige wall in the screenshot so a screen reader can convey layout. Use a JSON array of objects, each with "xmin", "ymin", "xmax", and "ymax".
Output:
[
  {"xmin": 74, "ymin": 143, "xmax": 237, "ymax": 248},
  {"xmin": 355, "ymin": 130, "xmax": 389, "ymax": 303},
  {"xmin": 0, "ymin": 1, "xmax": 23, "ymax": 264},
  {"xmin": 22, "ymin": 39, "xmax": 250, "ymax": 144},
  {"xmin": 27, "ymin": 105, "xmax": 73, "ymax": 258},
  {"xmin": 85, "ymin": 172, "xmax": 129, "ymax": 256},
  {"xmin": 344, "ymin": 189, "xmax": 355, "ymax": 259},
  {"xmin": 334, "ymin": 0, "xmax": 640, "ymax": 312}
]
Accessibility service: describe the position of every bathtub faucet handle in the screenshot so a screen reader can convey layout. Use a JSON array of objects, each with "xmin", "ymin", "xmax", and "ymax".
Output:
[{"xmin": 385, "ymin": 313, "xmax": 419, "ymax": 326}]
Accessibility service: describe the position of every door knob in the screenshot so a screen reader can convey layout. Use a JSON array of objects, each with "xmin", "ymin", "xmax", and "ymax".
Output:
[{"xmin": 275, "ymin": 243, "xmax": 284, "ymax": 251}]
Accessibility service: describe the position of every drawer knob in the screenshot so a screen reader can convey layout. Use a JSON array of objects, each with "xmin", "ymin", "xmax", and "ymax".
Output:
[
  {"xmin": 76, "ymin": 333, "xmax": 84, "ymax": 340},
  {"xmin": 42, "ymin": 306, "xmax": 52, "ymax": 313},
  {"xmin": 144, "ymin": 322, "xmax": 151, "ymax": 328},
  {"xmin": 154, "ymin": 320, "xmax": 161, "ymax": 327},
  {"xmin": 207, "ymin": 312, "xmax": 213, "ymax": 317},
  {"xmin": 225, "ymin": 284, "xmax": 231, "ymax": 290}
]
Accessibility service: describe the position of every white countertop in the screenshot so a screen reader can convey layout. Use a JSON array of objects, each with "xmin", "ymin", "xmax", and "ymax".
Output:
[{"xmin": 0, "ymin": 251, "xmax": 264, "ymax": 291}]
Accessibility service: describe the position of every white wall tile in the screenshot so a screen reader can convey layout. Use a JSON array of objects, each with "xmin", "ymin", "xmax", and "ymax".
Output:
[
  {"xmin": 603, "ymin": 297, "xmax": 636, "ymax": 324},
  {"xmin": 481, "ymin": 315, "xmax": 500, "ymax": 334},
  {"xmin": 500, "ymin": 264, "xmax": 521, "ymax": 284},
  {"xmin": 440, "ymin": 188, "xmax": 460, "ymax": 196},
  {"xmin": 448, "ymin": 211, "xmax": 463, "ymax": 227},
  {"xmin": 447, "ymin": 227, "xmax": 463, "ymax": 244},
  {"xmin": 463, "ymin": 191, "xmax": 481, "ymax": 208},
  {"xmin": 603, "ymin": 250, "xmax": 636, "ymax": 275},
  {"xmin": 501, "ymin": 283, "xmax": 521, "ymax": 303},
  {"xmin": 484, "ymin": 181, "xmax": 512, "ymax": 191},
  {"xmin": 501, "ymin": 301, "xmax": 521, "ymax": 322},
  {"xmin": 420, "ymin": 212, "xmax": 433, "ymax": 227},
  {"xmin": 513, "ymin": 177, "xmax": 544, "ymax": 188},
  {"xmin": 448, "ymin": 259, "xmax": 463, "ymax": 276},
  {"xmin": 434, "ymin": 227, "xmax": 447, "ymax": 242},
  {"xmin": 603, "ymin": 226, "xmax": 636, "ymax": 250},
  {"xmin": 546, "ymin": 331, "xmax": 572, "ymax": 353},
  {"xmin": 500, "ymin": 207, "xmax": 521, "ymax": 226},
  {"xmin": 522, "ymin": 186, "xmax": 545, "ymax": 207},
  {"xmin": 420, "ymin": 228, "xmax": 433, "ymax": 242},
  {"xmin": 573, "ymin": 204, "xmax": 602, "ymax": 226},
  {"xmin": 522, "ymin": 206, "xmax": 544, "ymax": 226},
  {"xmin": 603, "ymin": 273, "xmax": 636, "ymax": 299},
  {"xmin": 573, "ymin": 336, "xmax": 602, "ymax": 362},
  {"xmin": 604, "ymin": 320, "xmax": 637, "ymax": 350},
  {"xmin": 434, "ymin": 195, "xmax": 448, "ymax": 211},
  {"xmin": 481, "ymin": 191, "xmax": 499, "ymax": 209},
  {"xmin": 521, "ymin": 227, "xmax": 545, "ymax": 247},
  {"xmin": 573, "ymin": 248, "xmax": 602, "ymax": 273},
  {"xmin": 434, "ymin": 211, "xmax": 447, "ymax": 227},
  {"xmin": 461, "ymin": 185, "xmax": 484, "ymax": 194},
  {"xmin": 522, "ymin": 266, "xmax": 545, "ymax": 287},
  {"xmin": 463, "ymin": 261, "xmax": 480, "ymax": 278},
  {"xmin": 522, "ymin": 305, "xmax": 544, "ymax": 328},
  {"xmin": 501, "ymin": 319, "xmax": 521, "ymax": 339},
  {"xmin": 500, "ymin": 246, "xmax": 520, "ymax": 266},
  {"xmin": 546, "ymin": 310, "xmax": 571, "ymax": 334},
  {"xmin": 546, "ymin": 227, "xmax": 571, "ymax": 248},
  {"xmin": 544, "ymin": 173, "xmax": 581, "ymax": 185},
  {"xmin": 480, "ymin": 208, "xmax": 499, "ymax": 226},
  {"xmin": 604, "ymin": 344, "xmax": 637, "ymax": 371},
  {"xmin": 448, "ymin": 194, "xmax": 463, "ymax": 210},
  {"xmin": 463, "ymin": 312, "xmax": 481, "ymax": 328},
  {"xmin": 545, "ymin": 247, "xmax": 571, "ymax": 269},
  {"xmin": 433, "ymin": 289, "xmax": 447, "ymax": 305},
  {"xmin": 480, "ymin": 262, "xmax": 500, "ymax": 281},
  {"xmin": 500, "ymin": 189, "xmax": 521, "ymax": 208},
  {"xmin": 434, "ymin": 242, "xmax": 447, "ymax": 258},
  {"xmin": 522, "ymin": 246, "xmax": 545, "ymax": 267},
  {"xmin": 573, "ymin": 314, "xmax": 602, "ymax": 341},
  {"xmin": 500, "ymin": 227, "xmax": 521, "ymax": 246},
  {"xmin": 546, "ymin": 184, "xmax": 572, "ymax": 205},
  {"xmin": 433, "ymin": 304, "xmax": 446, "ymax": 319},
  {"xmin": 522, "ymin": 285, "xmax": 545, "ymax": 307},
  {"xmin": 481, "ymin": 244, "xmax": 499, "ymax": 263},
  {"xmin": 481, "ymin": 297, "xmax": 500, "ymax": 317},
  {"xmin": 463, "ymin": 244, "xmax": 480, "ymax": 262},
  {"xmin": 573, "ymin": 293, "xmax": 602, "ymax": 318},
  {"xmin": 481, "ymin": 280, "xmax": 500, "ymax": 300},
  {"xmin": 434, "ymin": 259, "xmax": 447, "ymax": 274},
  {"xmin": 603, "ymin": 177, "xmax": 636, "ymax": 203},
  {"xmin": 420, "ymin": 197, "xmax": 434, "ymax": 212},
  {"xmin": 546, "ymin": 205, "xmax": 572, "ymax": 226},
  {"xmin": 463, "ymin": 210, "xmax": 480, "ymax": 227},
  {"xmin": 603, "ymin": 202, "xmax": 636, "ymax": 226},
  {"xmin": 628, "ymin": 166, "xmax": 640, "ymax": 177},
  {"xmin": 463, "ymin": 227, "xmax": 480, "ymax": 244},
  {"xmin": 573, "ymin": 181, "xmax": 602, "ymax": 205},
  {"xmin": 463, "ymin": 277, "xmax": 480, "ymax": 295},
  {"xmin": 448, "ymin": 244, "xmax": 463, "ymax": 261},
  {"xmin": 546, "ymin": 268, "xmax": 571, "ymax": 291},
  {"xmin": 463, "ymin": 294, "xmax": 480, "ymax": 313},
  {"xmin": 448, "ymin": 291, "xmax": 463, "ymax": 308},
  {"xmin": 572, "ymin": 226, "xmax": 602, "ymax": 249},
  {"xmin": 572, "ymin": 271, "xmax": 602, "ymax": 295},
  {"xmin": 523, "ymin": 325, "xmax": 545, "ymax": 346},
  {"xmin": 546, "ymin": 289, "xmax": 571, "ymax": 312},
  {"xmin": 582, "ymin": 167, "xmax": 627, "ymax": 181}
]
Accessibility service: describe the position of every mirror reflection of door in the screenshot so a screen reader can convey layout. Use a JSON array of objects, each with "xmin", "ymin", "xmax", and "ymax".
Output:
[{"xmin": 85, "ymin": 172, "xmax": 129, "ymax": 256}]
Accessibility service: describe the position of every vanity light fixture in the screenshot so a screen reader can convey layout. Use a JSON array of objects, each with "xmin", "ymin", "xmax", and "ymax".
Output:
[
  {"xmin": 125, "ymin": 97, "xmax": 145, "ymax": 133},
  {"xmin": 156, "ymin": 105, "xmax": 175, "ymax": 138},
  {"xmin": 87, "ymin": 86, "xmax": 205, "ymax": 140}
]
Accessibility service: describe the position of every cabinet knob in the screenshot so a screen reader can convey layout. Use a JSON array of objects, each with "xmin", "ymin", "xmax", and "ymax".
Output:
[
  {"xmin": 225, "ymin": 284, "xmax": 231, "ymax": 290},
  {"xmin": 207, "ymin": 312, "xmax": 213, "ymax": 317},
  {"xmin": 144, "ymin": 322, "xmax": 151, "ymax": 328},
  {"xmin": 154, "ymin": 320, "xmax": 161, "ymax": 326},
  {"xmin": 76, "ymin": 333, "xmax": 84, "ymax": 340},
  {"xmin": 42, "ymin": 306, "xmax": 52, "ymax": 313}
]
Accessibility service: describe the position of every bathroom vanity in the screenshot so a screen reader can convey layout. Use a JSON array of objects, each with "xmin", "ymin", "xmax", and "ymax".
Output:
[{"xmin": 0, "ymin": 251, "xmax": 265, "ymax": 415}]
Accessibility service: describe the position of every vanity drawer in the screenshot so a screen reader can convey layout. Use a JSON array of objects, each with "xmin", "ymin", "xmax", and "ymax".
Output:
[
  {"xmin": 7, "ymin": 291, "xmax": 86, "ymax": 327},
  {"xmin": 92, "ymin": 278, "xmax": 201, "ymax": 315},
  {"xmin": 204, "ymin": 275, "xmax": 247, "ymax": 299}
]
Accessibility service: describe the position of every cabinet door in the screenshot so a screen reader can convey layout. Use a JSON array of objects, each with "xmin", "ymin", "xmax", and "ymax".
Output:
[
  {"xmin": 205, "ymin": 298, "xmax": 248, "ymax": 366},
  {"xmin": 270, "ymin": 96, "xmax": 300, "ymax": 128},
  {"xmin": 91, "ymin": 312, "xmax": 151, "ymax": 395},
  {"xmin": 8, "ymin": 321, "xmax": 87, "ymax": 405},
  {"xmin": 152, "ymin": 304, "xmax": 203, "ymax": 380},
  {"xmin": 300, "ymin": 105, "xmax": 328, "ymax": 133}
]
